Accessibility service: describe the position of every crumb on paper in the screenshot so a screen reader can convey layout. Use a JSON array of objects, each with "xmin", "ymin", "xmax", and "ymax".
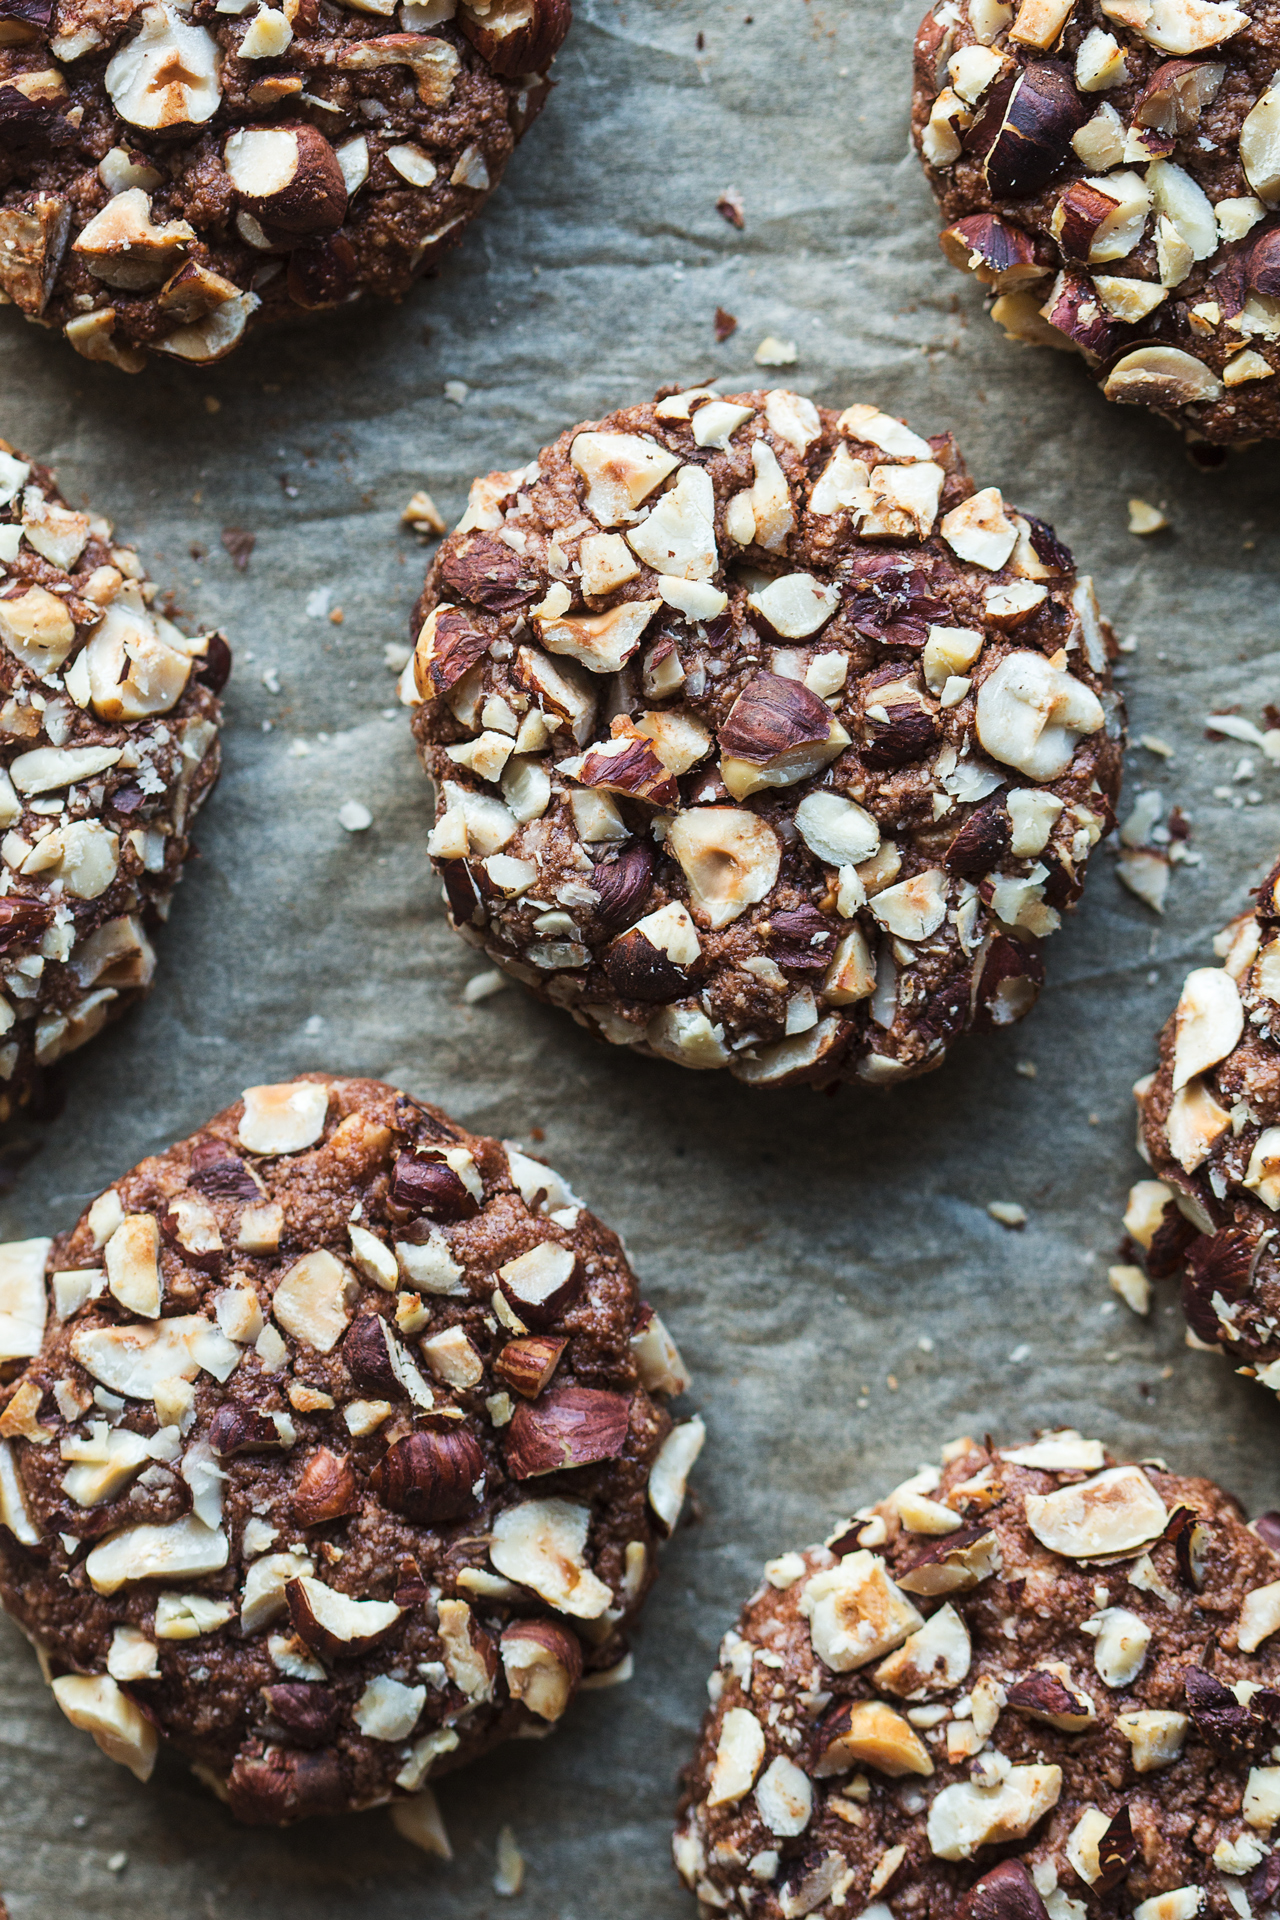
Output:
[
  {"xmin": 443, "ymin": 380, "xmax": 469, "ymax": 406},
  {"xmin": 754, "ymin": 335, "xmax": 797, "ymax": 367},
  {"xmin": 1109, "ymin": 1263, "xmax": 1151, "ymax": 1317},
  {"xmin": 987, "ymin": 1201, "xmax": 1027, "ymax": 1229},
  {"xmin": 305, "ymin": 586, "xmax": 331, "ymax": 620},
  {"xmin": 714, "ymin": 306, "xmax": 738, "ymax": 342},
  {"xmin": 390, "ymin": 1786, "xmax": 453, "ymax": 1859},
  {"xmin": 494, "ymin": 1825, "xmax": 525, "ymax": 1897},
  {"xmin": 220, "ymin": 526, "xmax": 255, "ymax": 571},
  {"xmin": 261, "ymin": 667, "xmax": 280, "ymax": 694},
  {"xmin": 403, "ymin": 489, "xmax": 446, "ymax": 536},
  {"xmin": 384, "ymin": 642, "xmax": 412, "ymax": 673},
  {"xmin": 1015, "ymin": 1060, "xmax": 1036, "ymax": 1079},
  {"xmin": 716, "ymin": 187, "xmax": 745, "ymax": 229},
  {"xmin": 1206, "ymin": 711, "xmax": 1280, "ymax": 762},
  {"xmin": 1140, "ymin": 734, "xmax": 1174, "ymax": 758},
  {"xmin": 1116, "ymin": 848, "xmax": 1170, "ymax": 914},
  {"xmin": 1127, "ymin": 498, "xmax": 1168, "ymax": 535},
  {"xmin": 463, "ymin": 969, "xmax": 509, "ymax": 1005},
  {"xmin": 338, "ymin": 800, "xmax": 372, "ymax": 833},
  {"xmin": 203, "ymin": 396, "xmax": 220, "ymax": 415}
]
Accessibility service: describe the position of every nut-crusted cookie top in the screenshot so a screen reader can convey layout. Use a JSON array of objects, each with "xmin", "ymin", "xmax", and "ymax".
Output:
[
  {"xmin": 675, "ymin": 1430, "xmax": 1280, "ymax": 1920},
  {"xmin": 0, "ymin": 1075, "xmax": 701, "ymax": 1825},
  {"xmin": 0, "ymin": 440, "xmax": 224, "ymax": 1117},
  {"xmin": 0, "ymin": 0, "xmax": 569, "ymax": 370},
  {"xmin": 913, "ymin": 0, "xmax": 1280, "ymax": 446},
  {"xmin": 407, "ymin": 387, "xmax": 1122, "ymax": 1090},
  {"xmin": 1131, "ymin": 854, "xmax": 1280, "ymax": 1381}
]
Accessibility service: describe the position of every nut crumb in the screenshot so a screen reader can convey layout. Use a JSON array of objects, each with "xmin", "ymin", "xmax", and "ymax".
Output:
[
  {"xmin": 444, "ymin": 380, "xmax": 469, "ymax": 406},
  {"xmin": 338, "ymin": 800, "xmax": 372, "ymax": 833},
  {"xmin": 714, "ymin": 306, "xmax": 738, "ymax": 341},
  {"xmin": 753, "ymin": 335, "xmax": 797, "ymax": 366},
  {"xmin": 463, "ymin": 969, "xmax": 509, "ymax": 1004},
  {"xmin": 987, "ymin": 1201, "xmax": 1027, "ymax": 1228},
  {"xmin": 494, "ymin": 1825, "xmax": 525, "ymax": 1897},
  {"xmin": 403, "ymin": 490, "xmax": 447, "ymax": 537},
  {"xmin": 1109, "ymin": 1263, "xmax": 1151, "ymax": 1316},
  {"xmin": 1127, "ymin": 499, "xmax": 1169, "ymax": 536}
]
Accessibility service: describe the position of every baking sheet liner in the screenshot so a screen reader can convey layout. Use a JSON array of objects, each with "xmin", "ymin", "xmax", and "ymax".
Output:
[{"xmin": 4, "ymin": 0, "xmax": 1280, "ymax": 1910}]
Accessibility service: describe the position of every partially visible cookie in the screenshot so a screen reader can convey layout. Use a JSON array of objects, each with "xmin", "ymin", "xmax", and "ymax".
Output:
[
  {"xmin": 0, "ymin": 1075, "xmax": 702, "ymax": 1824},
  {"xmin": 405, "ymin": 386, "xmax": 1123, "ymax": 1090},
  {"xmin": 0, "ymin": 0, "xmax": 570, "ymax": 370},
  {"xmin": 0, "ymin": 440, "xmax": 226, "ymax": 1119},
  {"xmin": 675, "ymin": 1430, "xmax": 1280, "ymax": 1919},
  {"xmin": 1131, "ymin": 852, "xmax": 1280, "ymax": 1382},
  {"xmin": 913, "ymin": 0, "xmax": 1280, "ymax": 447}
]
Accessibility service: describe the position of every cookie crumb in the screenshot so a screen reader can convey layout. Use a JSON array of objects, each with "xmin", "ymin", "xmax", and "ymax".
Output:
[
  {"xmin": 716, "ymin": 189, "xmax": 745, "ymax": 229},
  {"xmin": 714, "ymin": 306, "xmax": 738, "ymax": 341}
]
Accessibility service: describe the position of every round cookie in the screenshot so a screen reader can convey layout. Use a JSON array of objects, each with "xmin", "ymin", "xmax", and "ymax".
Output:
[
  {"xmin": 0, "ymin": 1075, "xmax": 703, "ymax": 1823},
  {"xmin": 0, "ymin": 439, "xmax": 225, "ymax": 1119},
  {"xmin": 1130, "ymin": 853, "xmax": 1280, "ymax": 1382},
  {"xmin": 675, "ymin": 1429, "xmax": 1280, "ymax": 1919},
  {"xmin": 912, "ymin": 0, "xmax": 1280, "ymax": 448},
  {"xmin": 405, "ymin": 386, "xmax": 1123, "ymax": 1090},
  {"xmin": 0, "ymin": 0, "xmax": 569, "ymax": 370}
]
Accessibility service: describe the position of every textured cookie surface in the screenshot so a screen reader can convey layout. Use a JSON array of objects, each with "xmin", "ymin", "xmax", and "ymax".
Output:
[
  {"xmin": 913, "ymin": 0, "xmax": 1280, "ymax": 446},
  {"xmin": 0, "ymin": 1075, "xmax": 701, "ymax": 1823},
  {"xmin": 0, "ymin": 440, "xmax": 224, "ymax": 1118},
  {"xmin": 1131, "ymin": 853, "xmax": 1280, "ymax": 1381},
  {"xmin": 0, "ymin": 0, "xmax": 568, "ymax": 369},
  {"xmin": 675, "ymin": 1430, "xmax": 1280, "ymax": 1920},
  {"xmin": 406, "ymin": 386, "xmax": 1123, "ymax": 1090}
]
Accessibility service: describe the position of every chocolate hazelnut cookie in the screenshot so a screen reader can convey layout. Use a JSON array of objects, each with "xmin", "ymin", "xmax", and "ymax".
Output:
[
  {"xmin": 1130, "ymin": 852, "xmax": 1280, "ymax": 1383},
  {"xmin": 405, "ymin": 387, "xmax": 1123, "ymax": 1090},
  {"xmin": 0, "ymin": 0, "xmax": 569, "ymax": 370},
  {"xmin": 675, "ymin": 1429, "xmax": 1280, "ymax": 1920},
  {"xmin": 913, "ymin": 0, "xmax": 1280, "ymax": 446},
  {"xmin": 0, "ymin": 1075, "xmax": 703, "ymax": 1823},
  {"xmin": 0, "ymin": 439, "xmax": 225, "ymax": 1119}
]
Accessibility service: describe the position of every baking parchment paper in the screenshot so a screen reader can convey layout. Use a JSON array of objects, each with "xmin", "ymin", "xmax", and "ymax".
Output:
[{"xmin": 4, "ymin": 0, "xmax": 1280, "ymax": 1910}]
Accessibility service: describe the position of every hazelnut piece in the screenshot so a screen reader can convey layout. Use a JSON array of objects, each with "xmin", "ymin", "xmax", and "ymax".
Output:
[
  {"xmin": 499, "ymin": 1616, "xmax": 583, "ymax": 1720},
  {"xmin": 223, "ymin": 125, "xmax": 347, "ymax": 239}
]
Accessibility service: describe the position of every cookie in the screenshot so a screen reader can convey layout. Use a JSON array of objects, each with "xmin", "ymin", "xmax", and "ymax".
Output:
[
  {"xmin": 0, "ymin": 1075, "xmax": 703, "ymax": 1824},
  {"xmin": 675, "ymin": 1429, "xmax": 1280, "ymax": 1920},
  {"xmin": 405, "ymin": 386, "xmax": 1123, "ymax": 1090},
  {"xmin": 0, "ymin": 440, "xmax": 225, "ymax": 1119},
  {"xmin": 0, "ymin": 0, "xmax": 569, "ymax": 371},
  {"xmin": 913, "ymin": 0, "xmax": 1280, "ymax": 448},
  {"xmin": 1130, "ymin": 855, "xmax": 1280, "ymax": 1383}
]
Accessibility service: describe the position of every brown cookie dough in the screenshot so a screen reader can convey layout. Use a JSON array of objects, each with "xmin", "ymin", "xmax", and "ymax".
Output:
[
  {"xmin": 675, "ymin": 1430, "xmax": 1280, "ymax": 1920},
  {"xmin": 405, "ymin": 387, "xmax": 1123, "ymax": 1091},
  {"xmin": 0, "ymin": 0, "xmax": 569, "ymax": 370},
  {"xmin": 0, "ymin": 1075, "xmax": 703, "ymax": 1825},
  {"xmin": 0, "ymin": 439, "xmax": 225, "ymax": 1119},
  {"xmin": 1129, "ymin": 851, "xmax": 1280, "ymax": 1383},
  {"xmin": 913, "ymin": 0, "xmax": 1280, "ymax": 448}
]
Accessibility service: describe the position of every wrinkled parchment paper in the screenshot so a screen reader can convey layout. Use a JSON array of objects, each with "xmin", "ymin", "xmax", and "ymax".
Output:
[{"xmin": 4, "ymin": 0, "xmax": 1280, "ymax": 1910}]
